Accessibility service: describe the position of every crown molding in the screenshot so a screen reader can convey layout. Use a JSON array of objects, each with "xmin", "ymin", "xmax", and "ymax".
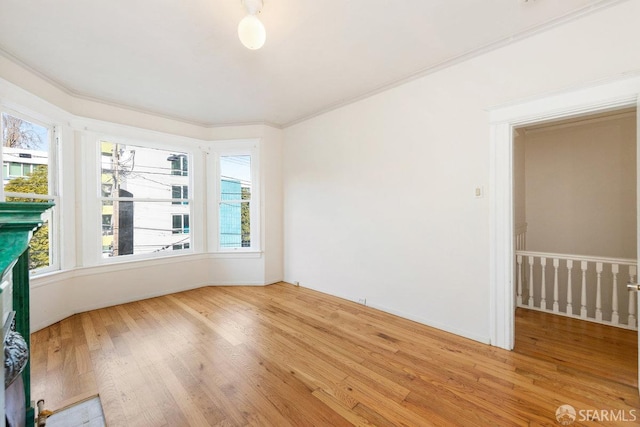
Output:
[{"xmin": 0, "ymin": 0, "xmax": 629, "ymax": 129}]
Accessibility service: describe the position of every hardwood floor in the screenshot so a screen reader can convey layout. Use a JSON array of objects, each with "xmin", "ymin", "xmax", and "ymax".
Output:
[
  {"xmin": 31, "ymin": 283, "xmax": 639, "ymax": 426},
  {"xmin": 514, "ymin": 307, "xmax": 638, "ymax": 390}
]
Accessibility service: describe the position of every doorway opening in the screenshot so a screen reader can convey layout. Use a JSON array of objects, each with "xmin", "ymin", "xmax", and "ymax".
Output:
[{"xmin": 512, "ymin": 108, "xmax": 638, "ymax": 389}]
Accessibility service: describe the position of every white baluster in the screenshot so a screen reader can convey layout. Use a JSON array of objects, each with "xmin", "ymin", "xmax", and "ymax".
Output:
[
  {"xmin": 517, "ymin": 255, "xmax": 523, "ymax": 306},
  {"xmin": 595, "ymin": 262, "xmax": 603, "ymax": 321},
  {"xmin": 552, "ymin": 258, "xmax": 559, "ymax": 313},
  {"xmin": 566, "ymin": 260, "xmax": 573, "ymax": 316},
  {"xmin": 540, "ymin": 257, "xmax": 547, "ymax": 310},
  {"xmin": 611, "ymin": 264, "xmax": 619, "ymax": 325},
  {"xmin": 528, "ymin": 256, "xmax": 534, "ymax": 307},
  {"xmin": 580, "ymin": 261, "xmax": 588, "ymax": 319},
  {"xmin": 629, "ymin": 265, "xmax": 637, "ymax": 328}
]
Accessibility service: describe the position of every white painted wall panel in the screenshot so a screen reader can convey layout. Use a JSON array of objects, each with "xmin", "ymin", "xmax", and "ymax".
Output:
[
  {"xmin": 523, "ymin": 114, "xmax": 636, "ymax": 259},
  {"xmin": 283, "ymin": 1, "xmax": 640, "ymax": 343}
]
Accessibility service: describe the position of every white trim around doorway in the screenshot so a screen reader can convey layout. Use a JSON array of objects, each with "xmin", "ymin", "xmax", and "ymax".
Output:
[{"xmin": 488, "ymin": 75, "xmax": 640, "ymax": 350}]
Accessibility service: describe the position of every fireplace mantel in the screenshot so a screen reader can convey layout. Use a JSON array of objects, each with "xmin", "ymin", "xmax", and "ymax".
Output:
[{"xmin": 0, "ymin": 202, "xmax": 53, "ymax": 427}]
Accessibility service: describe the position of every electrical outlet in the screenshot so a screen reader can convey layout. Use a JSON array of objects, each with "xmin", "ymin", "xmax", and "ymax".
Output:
[{"xmin": 357, "ymin": 298, "xmax": 367, "ymax": 305}]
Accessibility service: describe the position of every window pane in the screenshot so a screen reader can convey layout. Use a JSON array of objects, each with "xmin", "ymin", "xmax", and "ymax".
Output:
[
  {"xmin": 102, "ymin": 214, "xmax": 113, "ymax": 235},
  {"xmin": 4, "ymin": 164, "xmax": 48, "ymax": 195},
  {"xmin": 219, "ymin": 201, "xmax": 250, "ymax": 248},
  {"xmin": 172, "ymin": 214, "xmax": 182, "ymax": 234},
  {"xmin": 9, "ymin": 163, "xmax": 21, "ymax": 176},
  {"xmin": 172, "ymin": 185, "xmax": 181, "ymax": 204},
  {"xmin": 101, "ymin": 183, "xmax": 113, "ymax": 202},
  {"xmin": 219, "ymin": 155, "xmax": 251, "ymax": 249},
  {"xmin": 182, "ymin": 157, "xmax": 188, "ymax": 176},
  {"xmin": 101, "ymin": 201, "xmax": 190, "ymax": 258},
  {"xmin": 169, "ymin": 154, "xmax": 188, "ymax": 176},
  {"xmin": 170, "ymin": 158, "xmax": 180, "ymax": 175},
  {"xmin": 100, "ymin": 141, "xmax": 188, "ymax": 199},
  {"xmin": 29, "ymin": 218, "xmax": 51, "ymax": 270},
  {"xmin": 2, "ymin": 113, "xmax": 49, "ymax": 193},
  {"xmin": 241, "ymin": 202, "xmax": 250, "ymax": 247},
  {"xmin": 220, "ymin": 155, "xmax": 251, "ymax": 200},
  {"xmin": 2, "ymin": 114, "xmax": 55, "ymax": 272},
  {"xmin": 221, "ymin": 178, "xmax": 242, "ymax": 201},
  {"xmin": 171, "ymin": 214, "xmax": 189, "ymax": 234}
]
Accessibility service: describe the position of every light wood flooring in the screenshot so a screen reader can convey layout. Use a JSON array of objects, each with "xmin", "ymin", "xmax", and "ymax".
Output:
[
  {"xmin": 514, "ymin": 307, "xmax": 638, "ymax": 391},
  {"xmin": 31, "ymin": 283, "xmax": 639, "ymax": 426}
]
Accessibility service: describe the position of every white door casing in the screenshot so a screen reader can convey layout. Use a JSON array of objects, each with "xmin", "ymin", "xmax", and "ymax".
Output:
[{"xmin": 488, "ymin": 73, "xmax": 640, "ymax": 394}]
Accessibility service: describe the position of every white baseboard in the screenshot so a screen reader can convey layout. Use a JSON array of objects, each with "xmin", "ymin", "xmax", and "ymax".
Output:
[{"xmin": 298, "ymin": 282, "xmax": 490, "ymax": 345}]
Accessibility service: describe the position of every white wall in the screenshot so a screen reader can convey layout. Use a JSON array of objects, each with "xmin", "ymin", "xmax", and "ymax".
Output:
[
  {"xmin": 513, "ymin": 132, "xmax": 527, "ymax": 233},
  {"xmin": 283, "ymin": 1, "xmax": 640, "ymax": 343},
  {"xmin": 522, "ymin": 112, "xmax": 636, "ymax": 259},
  {"xmin": 32, "ymin": 255, "xmax": 212, "ymax": 331},
  {"xmin": 262, "ymin": 126, "xmax": 284, "ymax": 284}
]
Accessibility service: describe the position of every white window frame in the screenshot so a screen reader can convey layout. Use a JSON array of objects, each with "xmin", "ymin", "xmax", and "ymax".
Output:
[
  {"xmin": 207, "ymin": 139, "xmax": 261, "ymax": 253},
  {"xmin": 91, "ymin": 135, "xmax": 196, "ymax": 264},
  {"xmin": 0, "ymin": 108, "xmax": 60, "ymax": 275}
]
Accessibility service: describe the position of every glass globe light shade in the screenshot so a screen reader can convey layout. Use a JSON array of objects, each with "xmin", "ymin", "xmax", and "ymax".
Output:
[{"xmin": 238, "ymin": 15, "xmax": 266, "ymax": 50}]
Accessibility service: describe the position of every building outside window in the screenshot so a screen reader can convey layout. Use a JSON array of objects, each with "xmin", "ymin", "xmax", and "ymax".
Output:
[
  {"xmin": 219, "ymin": 155, "xmax": 252, "ymax": 249},
  {"xmin": 100, "ymin": 140, "xmax": 191, "ymax": 258}
]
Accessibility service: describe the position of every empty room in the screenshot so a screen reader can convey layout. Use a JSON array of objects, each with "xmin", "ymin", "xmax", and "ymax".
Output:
[{"xmin": 0, "ymin": 0, "xmax": 639, "ymax": 426}]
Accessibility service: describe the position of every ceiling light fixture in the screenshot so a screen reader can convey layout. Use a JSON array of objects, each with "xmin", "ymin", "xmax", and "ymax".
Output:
[{"xmin": 238, "ymin": 0, "xmax": 266, "ymax": 50}]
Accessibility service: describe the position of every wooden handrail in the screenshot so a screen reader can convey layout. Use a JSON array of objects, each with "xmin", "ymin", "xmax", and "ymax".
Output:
[{"xmin": 515, "ymin": 250, "xmax": 636, "ymax": 266}]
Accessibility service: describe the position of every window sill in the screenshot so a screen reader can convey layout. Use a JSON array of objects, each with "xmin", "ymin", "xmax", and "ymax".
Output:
[
  {"xmin": 31, "ymin": 251, "xmax": 264, "ymax": 288},
  {"xmin": 210, "ymin": 251, "xmax": 262, "ymax": 259}
]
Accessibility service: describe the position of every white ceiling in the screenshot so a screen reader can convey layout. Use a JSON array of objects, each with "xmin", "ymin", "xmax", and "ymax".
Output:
[{"xmin": 0, "ymin": 0, "xmax": 624, "ymax": 127}]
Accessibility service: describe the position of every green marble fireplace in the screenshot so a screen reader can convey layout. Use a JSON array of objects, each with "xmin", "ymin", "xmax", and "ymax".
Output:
[{"xmin": 0, "ymin": 202, "xmax": 53, "ymax": 427}]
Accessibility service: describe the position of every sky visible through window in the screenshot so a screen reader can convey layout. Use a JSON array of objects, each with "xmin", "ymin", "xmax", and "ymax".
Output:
[
  {"xmin": 34, "ymin": 125, "xmax": 48, "ymax": 150},
  {"xmin": 221, "ymin": 155, "xmax": 251, "ymax": 185},
  {"xmin": 1, "ymin": 113, "xmax": 49, "ymax": 151}
]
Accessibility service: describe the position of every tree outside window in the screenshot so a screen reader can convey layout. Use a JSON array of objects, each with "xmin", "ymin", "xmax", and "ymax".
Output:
[{"xmin": 1, "ymin": 113, "xmax": 53, "ymax": 271}]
